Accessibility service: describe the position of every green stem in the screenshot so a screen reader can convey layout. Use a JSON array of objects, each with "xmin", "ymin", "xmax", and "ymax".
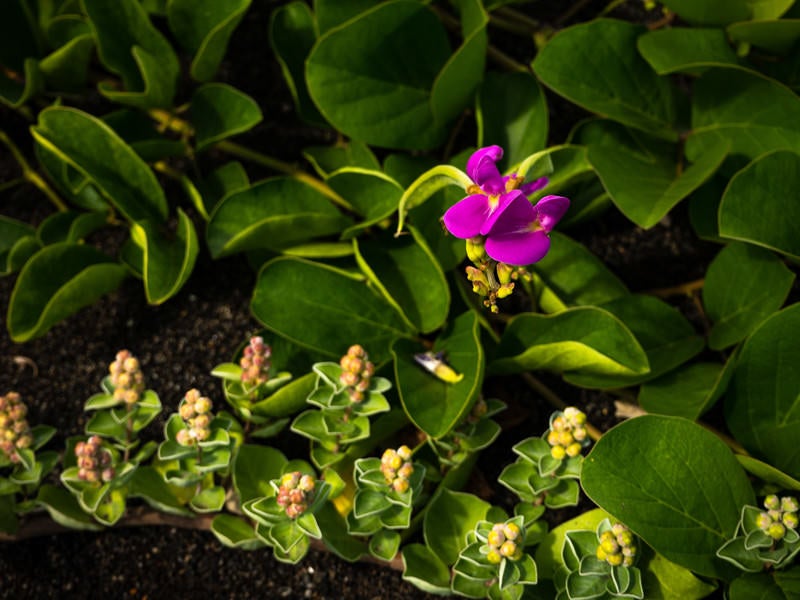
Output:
[
  {"xmin": 646, "ymin": 278, "xmax": 704, "ymax": 298},
  {"xmin": 488, "ymin": 13, "xmax": 536, "ymax": 36},
  {"xmin": 0, "ymin": 177, "xmax": 25, "ymax": 193},
  {"xmin": 0, "ymin": 130, "xmax": 68, "ymax": 212},
  {"xmin": 494, "ymin": 6, "xmax": 540, "ymax": 31},
  {"xmin": 557, "ymin": 0, "xmax": 593, "ymax": 24},
  {"xmin": 598, "ymin": 0, "xmax": 627, "ymax": 17}
]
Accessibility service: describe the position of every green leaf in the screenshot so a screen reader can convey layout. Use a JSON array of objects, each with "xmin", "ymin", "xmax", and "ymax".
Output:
[
  {"xmin": 83, "ymin": 0, "xmax": 179, "ymax": 108},
  {"xmin": 639, "ymin": 361, "xmax": 732, "ymax": 420},
  {"xmin": 190, "ymin": 83, "xmax": 263, "ymax": 152},
  {"xmin": 354, "ymin": 227, "xmax": 449, "ymax": 333},
  {"xmin": 304, "ymin": 142, "xmax": 380, "ymax": 178},
  {"xmin": 564, "ymin": 295, "xmax": 704, "ymax": 389},
  {"xmin": 7, "ymin": 243, "xmax": 127, "ymax": 342},
  {"xmin": 191, "ymin": 485, "xmax": 226, "ymax": 512},
  {"xmin": 728, "ymin": 20, "xmax": 800, "ymax": 54},
  {"xmin": 642, "ymin": 552, "xmax": 718, "ymax": 600},
  {"xmin": 535, "ymin": 508, "xmax": 611, "ymax": 580},
  {"xmin": 393, "ymin": 312, "xmax": 484, "ymax": 438},
  {"xmin": 35, "ymin": 484, "xmax": 101, "ymax": 531},
  {"xmin": 207, "ymin": 177, "xmax": 351, "ymax": 258},
  {"xmin": 531, "ymin": 232, "xmax": 628, "ymax": 313},
  {"xmin": 167, "ymin": 0, "xmax": 251, "ymax": 81},
  {"xmin": 31, "ymin": 107, "xmax": 168, "ymax": 223},
  {"xmin": 39, "ymin": 33, "xmax": 95, "ymax": 91},
  {"xmin": 131, "ymin": 208, "xmax": 199, "ymax": 305},
  {"xmin": 326, "ymin": 168, "xmax": 402, "ymax": 237},
  {"xmin": 580, "ymin": 120, "xmax": 727, "ymax": 228},
  {"xmin": 736, "ymin": 455, "xmax": 800, "ymax": 492},
  {"xmin": 477, "ymin": 71, "xmax": 547, "ymax": 169},
  {"xmin": 396, "ymin": 164, "xmax": 472, "ymax": 235},
  {"xmin": 424, "ymin": 488, "xmax": 491, "ymax": 566},
  {"xmin": 718, "ymin": 151, "xmax": 800, "ymax": 259},
  {"xmin": 659, "ymin": 0, "xmax": 793, "ymax": 25},
  {"xmin": 582, "ymin": 415, "xmax": 755, "ymax": 578},
  {"xmin": 637, "ymin": 27, "xmax": 741, "ymax": 75},
  {"xmin": 533, "ymin": 19, "xmax": 678, "ymax": 138},
  {"xmin": 401, "ymin": 543, "xmax": 452, "ymax": 595},
  {"xmin": 369, "ymin": 529, "xmax": 400, "ymax": 561},
  {"xmin": 128, "ymin": 466, "xmax": 191, "ymax": 516},
  {"xmin": 306, "ymin": 1, "xmax": 452, "ymax": 149},
  {"xmin": 703, "ymin": 242, "xmax": 795, "ymax": 349},
  {"xmin": 490, "ymin": 306, "xmax": 649, "ymax": 379},
  {"xmin": 729, "ymin": 571, "xmax": 800, "ymax": 600},
  {"xmin": 252, "ymin": 372, "xmax": 317, "ymax": 419},
  {"xmin": 687, "ymin": 70, "xmax": 800, "ymax": 162},
  {"xmin": 198, "ymin": 161, "xmax": 249, "ymax": 218},
  {"xmin": 211, "ymin": 514, "xmax": 263, "ymax": 550},
  {"xmin": 725, "ymin": 303, "xmax": 800, "ymax": 479},
  {"xmin": 251, "ymin": 257, "xmax": 412, "ymax": 363},
  {"xmin": 233, "ymin": 444, "xmax": 287, "ymax": 504},
  {"xmin": 0, "ymin": 58, "xmax": 43, "ymax": 108},
  {"xmin": 0, "ymin": 216, "xmax": 35, "ymax": 268}
]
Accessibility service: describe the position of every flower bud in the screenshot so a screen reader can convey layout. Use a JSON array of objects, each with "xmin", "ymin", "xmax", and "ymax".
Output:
[
  {"xmin": 783, "ymin": 512, "xmax": 799, "ymax": 530},
  {"xmin": 550, "ymin": 445, "xmax": 566, "ymax": 460},
  {"xmin": 503, "ymin": 523, "xmax": 521, "ymax": 541},
  {"xmin": 765, "ymin": 495, "xmax": 781, "ymax": 511},
  {"xmin": 488, "ymin": 530, "xmax": 505, "ymax": 548},
  {"xmin": 768, "ymin": 522, "xmax": 786, "ymax": 540},
  {"xmin": 486, "ymin": 549, "xmax": 502, "ymax": 564},
  {"xmin": 392, "ymin": 478, "xmax": 410, "ymax": 494},
  {"xmin": 466, "ymin": 237, "xmax": 486, "ymax": 263},
  {"xmin": 781, "ymin": 496, "xmax": 799, "ymax": 513}
]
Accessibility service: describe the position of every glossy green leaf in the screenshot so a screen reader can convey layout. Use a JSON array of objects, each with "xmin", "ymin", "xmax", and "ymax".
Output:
[
  {"xmin": 535, "ymin": 508, "xmax": 611, "ymax": 579},
  {"xmin": 642, "ymin": 552, "xmax": 718, "ymax": 600},
  {"xmin": 130, "ymin": 208, "xmax": 199, "ymax": 304},
  {"xmin": 31, "ymin": 107, "xmax": 168, "ymax": 223},
  {"xmin": 725, "ymin": 304, "xmax": 800, "ymax": 478},
  {"xmin": 326, "ymin": 168, "xmax": 402, "ymax": 237},
  {"xmin": 396, "ymin": 164, "xmax": 472, "ymax": 235},
  {"xmin": 424, "ymin": 488, "xmax": 491, "ymax": 566},
  {"xmin": 533, "ymin": 19, "xmax": 678, "ymax": 138},
  {"xmin": 660, "ymin": 0, "xmax": 793, "ymax": 25},
  {"xmin": 406, "ymin": 185, "xmax": 464, "ymax": 272},
  {"xmin": 0, "ymin": 58, "xmax": 42, "ymax": 108},
  {"xmin": 718, "ymin": 151, "xmax": 800, "ymax": 259},
  {"xmin": 728, "ymin": 20, "xmax": 800, "ymax": 54},
  {"xmin": 736, "ymin": 455, "xmax": 800, "ymax": 492},
  {"xmin": 8, "ymin": 243, "xmax": 127, "ymax": 342},
  {"xmin": 580, "ymin": 119, "xmax": 727, "ymax": 228},
  {"xmin": 233, "ymin": 444, "xmax": 287, "ymax": 504},
  {"xmin": 252, "ymin": 372, "xmax": 317, "ymax": 418},
  {"xmin": 703, "ymin": 242, "xmax": 795, "ymax": 349},
  {"xmin": 355, "ymin": 227, "xmax": 449, "ymax": 333},
  {"xmin": 490, "ymin": 306, "xmax": 649, "ymax": 378},
  {"xmin": 303, "ymin": 142, "xmax": 380, "ymax": 178},
  {"xmin": 35, "ymin": 484, "xmax": 101, "ymax": 531},
  {"xmin": 167, "ymin": 0, "xmax": 251, "ymax": 81},
  {"xmin": 128, "ymin": 466, "xmax": 191, "ymax": 516},
  {"xmin": 251, "ymin": 257, "xmax": 412, "ymax": 363},
  {"xmin": 211, "ymin": 514, "xmax": 263, "ymax": 550},
  {"xmin": 3, "ymin": 236, "xmax": 41, "ymax": 276},
  {"xmin": 401, "ymin": 544, "xmax": 452, "ymax": 594},
  {"xmin": 102, "ymin": 109, "xmax": 186, "ymax": 162},
  {"xmin": 83, "ymin": 0, "xmax": 179, "ymax": 108},
  {"xmin": 638, "ymin": 361, "xmax": 731, "ymax": 420},
  {"xmin": 531, "ymin": 232, "xmax": 628, "ymax": 313},
  {"xmin": 0, "ymin": 0, "xmax": 41, "ymax": 73},
  {"xmin": 393, "ymin": 312, "xmax": 484, "ymax": 439},
  {"xmin": 477, "ymin": 71, "xmax": 547, "ymax": 170},
  {"xmin": 729, "ymin": 570, "xmax": 800, "ymax": 600},
  {"xmin": 269, "ymin": 1, "xmax": 325, "ymax": 125},
  {"xmin": 582, "ymin": 415, "xmax": 755, "ymax": 578},
  {"xmin": 528, "ymin": 145, "xmax": 593, "ymax": 201},
  {"xmin": 207, "ymin": 177, "xmax": 351, "ymax": 258},
  {"xmin": 306, "ymin": 1, "xmax": 452, "ymax": 149},
  {"xmin": 564, "ymin": 295, "xmax": 704, "ymax": 389},
  {"xmin": 34, "ymin": 142, "xmax": 108, "ymax": 213},
  {"xmin": 637, "ymin": 27, "xmax": 741, "ymax": 75},
  {"xmin": 197, "ymin": 161, "xmax": 249, "ymax": 219},
  {"xmin": 687, "ymin": 70, "xmax": 800, "ymax": 161},
  {"xmin": 39, "ymin": 33, "xmax": 94, "ymax": 91},
  {"xmin": 0, "ymin": 216, "xmax": 35, "ymax": 268},
  {"xmin": 190, "ymin": 83, "xmax": 263, "ymax": 152}
]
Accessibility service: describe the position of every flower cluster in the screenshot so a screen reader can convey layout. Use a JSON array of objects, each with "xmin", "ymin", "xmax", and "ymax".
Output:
[
  {"xmin": 75, "ymin": 435, "xmax": 114, "ymax": 483},
  {"xmin": 485, "ymin": 521, "xmax": 524, "ymax": 563},
  {"xmin": 339, "ymin": 344, "xmax": 375, "ymax": 403},
  {"xmin": 442, "ymin": 146, "xmax": 569, "ymax": 312},
  {"xmin": 275, "ymin": 471, "xmax": 316, "ymax": 519},
  {"xmin": 240, "ymin": 336, "xmax": 272, "ymax": 386},
  {"xmin": 380, "ymin": 445, "xmax": 414, "ymax": 493},
  {"xmin": 0, "ymin": 392, "xmax": 33, "ymax": 462},
  {"xmin": 596, "ymin": 522, "xmax": 637, "ymax": 567},
  {"xmin": 546, "ymin": 407, "xmax": 589, "ymax": 460},
  {"xmin": 176, "ymin": 389, "xmax": 213, "ymax": 446},
  {"xmin": 109, "ymin": 350, "xmax": 145, "ymax": 406},
  {"xmin": 756, "ymin": 495, "xmax": 799, "ymax": 540}
]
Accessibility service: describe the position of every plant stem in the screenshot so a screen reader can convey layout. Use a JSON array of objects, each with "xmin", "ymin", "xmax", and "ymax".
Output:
[
  {"xmin": 488, "ymin": 13, "xmax": 536, "ymax": 36},
  {"xmin": 520, "ymin": 372, "xmax": 602, "ymax": 441},
  {"xmin": 495, "ymin": 6, "xmax": 540, "ymax": 31},
  {"xmin": 645, "ymin": 278, "xmax": 704, "ymax": 298},
  {"xmin": 0, "ymin": 130, "xmax": 68, "ymax": 212}
]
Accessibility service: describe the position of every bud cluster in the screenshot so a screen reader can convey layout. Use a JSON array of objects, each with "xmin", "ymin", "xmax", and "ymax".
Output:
[
  {"xmin": 240, "ymin": 336, "xmax": 271, "ymax": 386},
  {"xmin": 756, "ymin": 495, "xmax": 799, "ymax": 540},
  {"xmin": 596, "ymin": 523, "xmax": 637, "ymax": 567},
  {"xmin": 547, "ymin": 407, "xmax": 588, "ymax": 460},
  {"xmin": 176, "ymin": 389, "xmax": 213, "ymax": 446},
  {"xmin": 275, "ymin": 471, "xmax": 316, "ymax": 519},
  {"xmin": 0, "ymin": 392, "xmax": 33, "ymax": 463},
  {"xmin": 380, "ymin": 445, "xmax": 414, "ymax": 493},
  {"xmin": 485, "ymin": 522, "xmax": 523, "ymax": 564},
  {"xmin": 75, "ymin": 435, "xmax": 114, "ymax": 483},
  {"xmin": 109, "ymin": 350, "xmax": 145, "ymax": 406},
  {"xmin": 464, "ymin": 256, "xmax": 528, "ymax": 314},
  {"xmin": 339, "ymin": 344, "xmax": 375, "ymax": 403}
]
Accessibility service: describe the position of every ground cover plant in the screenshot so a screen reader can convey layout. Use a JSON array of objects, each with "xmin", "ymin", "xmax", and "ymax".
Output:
[{"xmin": 2, "ymin": 0, "xmax": 800, "ymax": 598}]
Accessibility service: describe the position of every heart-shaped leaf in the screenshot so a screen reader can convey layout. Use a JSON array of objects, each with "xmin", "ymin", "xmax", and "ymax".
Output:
[{"xmin": 189, "ymin": 83, "xmax": 263, "ymax": 152}]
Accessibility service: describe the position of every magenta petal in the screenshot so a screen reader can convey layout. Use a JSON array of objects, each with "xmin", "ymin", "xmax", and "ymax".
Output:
[
  {"xmin": 520, "ymin": 177, "xmax": 549, "ymax": 196},
  {"xmin": 443, "ymin": 194, "xmax": 491, "ymax": 239},
  {"xmin": 486, "ymin": 230, "xmax": 551, "ymax": 266},
  {"xmin": 533, "ymin": 195, "xmax": 570, "ymax": 232},
  {"xmin": 480, "ymin": 190, "xmax": 526, "ymax": 236},
  {"xmin": 466, "ymin": 146, "xmax": 505, "ymax": 194}
]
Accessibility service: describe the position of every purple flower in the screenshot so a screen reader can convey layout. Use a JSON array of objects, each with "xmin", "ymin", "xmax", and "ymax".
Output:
[
  {"xmin": 443, "ymin": 146, "xmax": 549, "ymax": 239},
  {"xmin": 483, "ymin": 194, "xmax": 570, "ymax": 266}
]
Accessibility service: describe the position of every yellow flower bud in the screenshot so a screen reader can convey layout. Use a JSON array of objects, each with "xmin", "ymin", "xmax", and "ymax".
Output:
[{"xmin": 550, "ymin": 445, "xmax": 566, "ymax": 460}]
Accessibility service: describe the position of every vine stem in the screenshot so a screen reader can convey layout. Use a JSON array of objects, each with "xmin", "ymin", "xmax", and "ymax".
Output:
[
  {"xmin": 0, "ymin": 130, "xmax": 68, "ymax": 212},
  {"xmin": 645, "ymin": 278, "xmax": 704, "ymax": 298}
]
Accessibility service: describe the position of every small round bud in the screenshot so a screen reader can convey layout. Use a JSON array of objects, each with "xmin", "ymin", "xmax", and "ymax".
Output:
[
  {"xmin": 783, "ymin": 512, "xmax": 799, "ymax": 530},
  {"xmin": 488, "ymin": 530, "xmax": 505, "ymax": 548},
  {"xmin": 606, "ymin": 552, "xmax": 623, "ymax": 567},
  {"xmin": 298, "ymin": 475, "xmax": 315, "ymax": 492},
  {"xmin": 781, "ymin": 496, "xmax": 799, "ymax": 513},
  {"xmin": 176, "ymin": 429, "xmax": 193, "ymax": 446},
  {"xmin": 565, "ymin": 442, "xmax": 583, "ymax": 457},
  {"xmin": 550, "ymin": 445, "xmax": 566, "ymax": 460},
  {"xmin": 765, "ymin": 495, "xmax": 781, "ymax": 511},
  {"xmin": 486, "ymin": 549, "xmax": 502, "ymax": 564},
  {"xmin": 503, "ymin": 523, "xmax": 521, "ymax": 541},
  {"xmin": 757, "ymin": 512, "xmax": 773, "ymax": 530},
  {"xmin": 397, "ymin": 445, "xmax": 412, "ymax": 461},
  {"xmin": 392, "ymin": 478, "xmax": 410, "ymax": 494},
  {"xmin": 768, "ymin": 522, "xmax": 787, "ymax": 540}
]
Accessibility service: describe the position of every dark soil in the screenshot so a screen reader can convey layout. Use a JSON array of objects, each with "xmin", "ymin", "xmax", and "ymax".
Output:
[{"xmin": 0, "ymin": 1, "xmax": 721, "ymax": 598}]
